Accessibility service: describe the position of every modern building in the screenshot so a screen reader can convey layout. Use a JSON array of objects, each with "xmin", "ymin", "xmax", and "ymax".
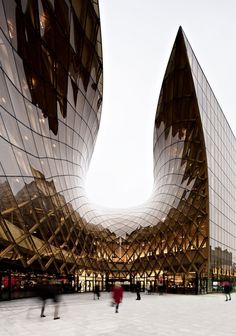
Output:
[{"xmin": 0, "ymin": 0, "xmax": 236, "ymax": 299}]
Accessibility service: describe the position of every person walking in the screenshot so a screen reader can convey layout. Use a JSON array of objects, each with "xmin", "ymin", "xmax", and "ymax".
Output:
[
  {"xmin": 223, "ymin": 281, "xmax": 232, "ymax": 301},
  {"xmin": 136, "ymin": 281, "xmax": 141, "ymax": 300},
  {"xmin": 112, "ymin": 282, "xmax": 123, "ymax": 313},
  {"xmin": 93, "ymin": 284, "xmax": 100, "ymax": 300},
  {"xmin": 37, "ymin": 278, "xmax": 61, "ymax": 319}
]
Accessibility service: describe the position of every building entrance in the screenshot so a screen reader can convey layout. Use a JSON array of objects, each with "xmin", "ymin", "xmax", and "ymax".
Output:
[{"xmin": 106, "ymin": 278, "xmax": 131, "ymax": 291}]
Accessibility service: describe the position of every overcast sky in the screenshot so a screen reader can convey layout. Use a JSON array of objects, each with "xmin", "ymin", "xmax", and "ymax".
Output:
[{"xmin": 85, "ymin": 0, "xmax": 236, "ymax": 208}]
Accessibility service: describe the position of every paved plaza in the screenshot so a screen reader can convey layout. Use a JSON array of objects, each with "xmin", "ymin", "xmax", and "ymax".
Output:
[{"xmin": 0, "ymin": 292, "xmax": 235, "ymax": 336}]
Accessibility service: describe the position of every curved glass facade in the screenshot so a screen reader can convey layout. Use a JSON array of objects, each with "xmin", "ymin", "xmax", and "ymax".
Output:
[{"xmin": 0, "ymin": 1, "xmax": 235, "ymax": 298}]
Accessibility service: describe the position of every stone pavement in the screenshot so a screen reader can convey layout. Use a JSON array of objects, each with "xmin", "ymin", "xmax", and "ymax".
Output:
[{"xmin": 0, "ymin": 291, "xmax": 235, "ymax": 336}]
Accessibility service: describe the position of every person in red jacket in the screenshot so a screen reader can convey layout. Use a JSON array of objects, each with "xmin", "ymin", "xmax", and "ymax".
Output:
[{"xmin": 112, "ymin": 282, "xmax": 123, "ymax": 313}]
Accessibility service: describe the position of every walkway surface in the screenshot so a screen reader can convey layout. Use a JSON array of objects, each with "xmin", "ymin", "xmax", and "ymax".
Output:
[{"xmin": 0, "ymin": 292, "xmax": 235, "ymax": 335}]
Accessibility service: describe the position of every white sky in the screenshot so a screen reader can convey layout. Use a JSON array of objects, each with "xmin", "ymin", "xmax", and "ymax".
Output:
[{"xmin": 85, "ymin": 0, "xmax": 236, "ymax": 209}]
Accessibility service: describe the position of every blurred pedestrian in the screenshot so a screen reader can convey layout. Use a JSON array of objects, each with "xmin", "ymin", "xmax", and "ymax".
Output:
[
  {"xmin": 94, "ymin": 284, "xmax": 100, "ymax": 300},
  {"xmin": 223, "ymin": 281, "xmax": 232, "ymax": 301},
  {"xmin": 150, "ymin": 283, "xmax": 153, "ymax": 294},
  {"xmin": 136, "ymin": 281, "xmax": 141, "ymax": 300},
  {"xmin": 112, "ymin": 282, "xmax": 123, "ymax": 313},
  {"xmin": 37, "ymin": 278, "xmax": 61, "ymax": 319}
]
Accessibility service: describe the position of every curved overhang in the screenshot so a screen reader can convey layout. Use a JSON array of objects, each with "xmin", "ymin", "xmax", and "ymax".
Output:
[{"xmin": 84, "ymin": 27, "xmax": 209, "ymax": 244}]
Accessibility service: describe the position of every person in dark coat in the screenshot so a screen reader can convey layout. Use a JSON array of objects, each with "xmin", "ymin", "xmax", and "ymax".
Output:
[
  {"xmin": 136, "ymin": 281, "xmax": 141, "ymax": 300},
  {"xmin": 94, "ymin": 284, "xmax": 100, "ymax": 300},
  {"xmin": 112, "ymin": 282, "xmax": 123, "ymax": 313},
  {"xmin": 37, "ymin": 279, "xmax": 60, "ymax": 319},
  {"xmin": 223, "ymin": 281, "xmax": 232, "ymax": 301}
]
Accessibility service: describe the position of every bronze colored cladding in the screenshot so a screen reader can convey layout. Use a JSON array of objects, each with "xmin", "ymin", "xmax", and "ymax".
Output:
[{"xmin": 15, "ymin": 0, "xmax": 100, "ymax": 135}]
